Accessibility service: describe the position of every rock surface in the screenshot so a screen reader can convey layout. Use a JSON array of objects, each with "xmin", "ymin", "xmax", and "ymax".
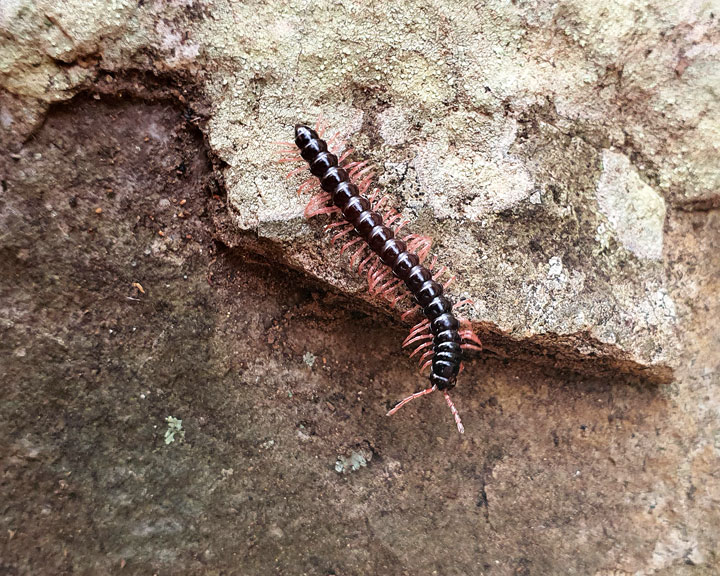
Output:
[{"xmin": 1, "ymin": 1, "xmax": 719, "ymax": 575}]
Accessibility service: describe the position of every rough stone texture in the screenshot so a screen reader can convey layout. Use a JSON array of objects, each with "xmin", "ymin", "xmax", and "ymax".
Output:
[
  {"xmin": 1, "ymin": 2, "xmax": 719, "ymax": 575},
  {"xmin": 5, "ymin": 0, "xmax": 720, "ymax": 380}
]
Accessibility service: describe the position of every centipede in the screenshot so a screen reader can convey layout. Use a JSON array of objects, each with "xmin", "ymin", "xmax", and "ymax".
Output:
[{"xmin": 277, "ymin": 120, "xmax": 482, "ymax": 434}]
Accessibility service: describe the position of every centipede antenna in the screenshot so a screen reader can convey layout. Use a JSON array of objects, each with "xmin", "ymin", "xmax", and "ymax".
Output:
[
  {"xmin": 387, "ymin": 385, "xmax": 437, "ymax": 416},
  {"xmin": 388, "ymin": 386, "xmax": 464, "ymax": 434},
  {"xmin": 443, "ymin": 390, "xmax": 465, "ymax": 434}
]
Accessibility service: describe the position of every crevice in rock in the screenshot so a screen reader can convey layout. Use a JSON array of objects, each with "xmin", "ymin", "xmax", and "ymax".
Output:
[{"xmin": 18, "ymin": 72, "xmax": 673, "ymax": 387}]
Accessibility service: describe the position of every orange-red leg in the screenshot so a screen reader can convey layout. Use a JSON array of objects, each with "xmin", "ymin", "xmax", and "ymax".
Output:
[
  {"xmin": 340, "ymin": 236, "xmax": 364, "ymax": 255},
  {"xmin": 349, "ymin": 244, "xmax": 369, "ymax": 271},
  {"xmin": 330, "ymin": 224, "xmax": 355, "ymax": 245},
  {"xmin": 461, "ymin": 343, "xmax": 483, "ymax": 352},
  {"xmin": 405, "ymin": 234, "xmax": 433, "ymax": 263},
  {"xmin": 409, "ymin": 340, "xmax": 434, "ymax": 358},
  {"xmin": 402, "ymin": 333, "xmax": 433, "ymax": 349},
  {"xmin": 297, "ymin": 176, "xmax": 319, "ymax": 196},
  {"xmin": 401, "ymin": 305, "xmax": 422, "ymax": 322},
  {"xmin": 355, "ymin": 164, "xmax": 375, "ymax": 180},
  {"xmin": 368, "ymin": 268, "xmax": 390, "ymax": 292},
  {"xmin": 389, "ymin": 290, "xmax": 409, "ymax": 308},
  {"xmin": 358, "ymin": 252, "xmax": 380, "ymax": 275},
  {"xmin": 348, "ymin": 160, "xmax": 370, "ymax": 179},
  {"xmin": 366, "ymin": 258, "xmax": 384, "ymax": 287},
  {"xmin": 315, "ymin": 114, "xmax": 328, "ymax": 137},
  {"xmin": 338, "ymin": 148, "xmax": 354, "ymax": 165},
  {"xmin": 384, "ymin": 211, "xmax": 401, "ymax": 228},
  {"xmin": 356, "ymin": 173, "xmax": 375, "ymax": 195},
  {"xmin": 376, "ymin": 277, "xmax": 403, "ymax": 301},
  {"xmin": 286, "ymin": 165, "xmax": 308, "ymax": 179},
  {"xmin": 418, "ymin": 348, "xmax": 434, "ymax": 366},
  {"xmin": 393, "ymin": 219, "xmax": 410, "ymax": 235},
  {"xmin": 327, "ymin": 133, "xmax": 346, "ymax": 155},
  {"xmin": 387, "ymin": 386, "xmax": 436, "ymax": 416},
  {"xmin": 325, "ymin": 220, "xmax": 350, "ymax": 233},
  {"xmin": 370, "ymin": 268, "xmax": 394, "ymax": 291},
  {"xmin": 459, "ymin": 328, "xmax": 483, "ymax": 351},
  {"xmin": 304, "ymin": 192, "xmax": 333, "ymax": 218},
  {"xmin": 310, "ymin": 205, "xmax": 341, "ymax": 217},
  {"xmin": 403, "ymin": 318, "xmax": 430, "ymax": 345},
  {"xmin": 386, "ymin": 385, "xmax": 464, "ymax": 434},
  {"xmin": 277, "ymin": 154, "xmax": 301, "ymax": 163},
  {"xmin": 443, "ymin": 391, "xmax": 464, "ymax": 434},
  {"xmin": 371, "ymin": 194, "xmax": 392, "ymax": 214}
]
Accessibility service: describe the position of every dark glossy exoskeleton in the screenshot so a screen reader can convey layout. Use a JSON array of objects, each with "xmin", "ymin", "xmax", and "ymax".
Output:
[{"xmin": 294, "ymin": 124, "xmax": 462, "ymax": 391}]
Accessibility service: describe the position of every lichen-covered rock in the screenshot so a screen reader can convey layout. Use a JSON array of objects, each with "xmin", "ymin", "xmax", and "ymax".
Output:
[
  {"xmin": 1, "ymin": 2, "xmax": 719, "ymax": 574},
  {"xmin": 2, "ymin": 0, "xmax": 718, "ymax": 379}
]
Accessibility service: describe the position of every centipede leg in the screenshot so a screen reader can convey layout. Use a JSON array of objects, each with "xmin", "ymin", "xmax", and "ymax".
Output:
[
  {"xmin": 368, "ymin": 268, "xmax": 390, "ymax": 293},
  {"xmin": 401, "ymin": 305, "xmax": 422, "ymax": 322},
  {"xmin": 409, "ymin": 340, "xmax": 434, "ymax": 358},
  {"xmin": 418, "ymin": 348, "xmax": 434, "ymax": 367},
  {"xmin": 377, "ymin": 278, "xmax": 404, "ymax": 304},
  {"xmin": 442, "ymin": 274, "xmax": 456, "ymax": 289},
  {"xmin": 405, "ymin": 234, "xmax": 433, "ymax": 263},
  {"xmin": 387, "ymin": 385, "xmax": 436, "ymax": 416},
  {"xmin": 403, "ymin": 318, "xmax": 430, "ymax": 345},
  {"xmin": 393, "ymin": 218, "xmax": 410, "ymax": 235},
  {"xmin": 311, "ymin": 205, "xmax": 342, "ymax": 217},
  {"xmin": 315, "ymin": 114, "xmax": 328, "ymax": 137},
  {"xmin": 384, "ymin": 213, "xmax": 401, "ymax": 230},
  {"xmin": 340, "ymin": 236, "xmax": 364, "ymax": 255},
  {"xmin": 390, "ymin": 290, "xmax": 410, "ymax": 307},
  {"xmin": 459, "ymin": 328, "xmax": 483, "ymax": 351},
  {"xmin": 286, "ymin": 165, "xmax": 308, "ymax": 179},
  {"xmin": 402, "ymin": 333, "xmax": 433, "ymax": 349},
  {"xmin": 356, "ymin": 173, "xmax": 375, "ymax": 195},
  {"xmin": 277, "ymin": 153, "xmax": 302, "ymax": 163},
  {"xmin": 327, "ymin": 132, "xmax": 346, "ymax": 155},
  {"xmin": 304, "ymin": 192, "xmax": 332, "ymax": 218},
  {"xmin": 366, "ymin": 258, "xmax": 384, "ymax": 288},
  {"xmin": 461, "ymin": 342, "xmax": 483, "ymax": 352},
  {"xmin": 425, "ymin": 259, "xmax": 455, "ymax": 288},
  {"xmin": 357, "ymin": 252, "xmax": 380, "ymax": 275},
  {"xmin": 443, "ymin": 391, "xmax": 465, "ymax": 434},
  {"xmin": 354, "ymin": 163, "xmax": 375, "ymax": 181},
  {"xmin": 348, "ymin": 160, "xmax": 370, "ymax": 179},
  {"xmin": 305, "ymin": 193, "xmax": 341, "ymax": 219},
  {"xmin": 330, "ymin": 223, "xmax": 355, "ymax": 245},
  {"xmin": 349, "ymin": 244, "xmax": 369, "ymax": 271},
  {"xmin": 297, "ymin": 177, "xmax": 318, "ymax": 196},
  {"xmin": 338, "ymin": 148, "xmax": 354, "ymax": 165},
  {"xmin": 371, "ymin": 194, "xmax": 392, "ymax": 214}
]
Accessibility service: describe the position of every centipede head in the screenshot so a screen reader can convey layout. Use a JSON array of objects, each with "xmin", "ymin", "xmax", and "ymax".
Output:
[{"xmin": 294, "ymin": 124, "xmax": 317, "ymax": 147}]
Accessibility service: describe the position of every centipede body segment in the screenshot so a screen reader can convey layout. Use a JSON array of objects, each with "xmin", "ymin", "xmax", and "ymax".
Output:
[{"xmin": 280, "ymin": 122, "xmax": 482, "ymax": 433}]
